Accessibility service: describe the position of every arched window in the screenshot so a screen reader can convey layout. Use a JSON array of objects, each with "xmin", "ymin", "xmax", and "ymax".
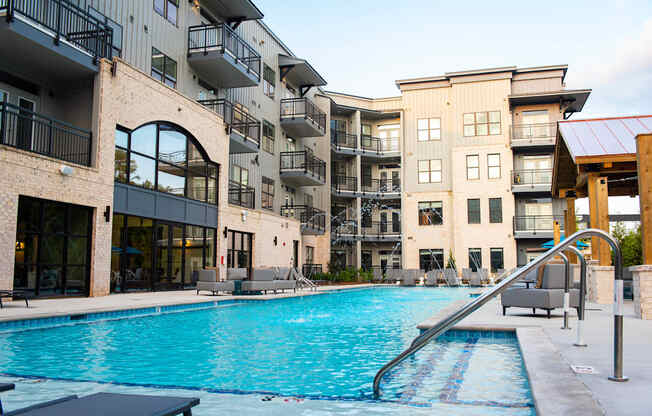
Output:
[{"xmin": 114, "ymin": 122, "xmax": 218, "ymax": 204}]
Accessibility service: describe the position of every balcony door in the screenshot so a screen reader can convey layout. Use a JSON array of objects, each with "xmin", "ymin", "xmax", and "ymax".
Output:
[
  {"xmin": 17, "ymin": 98, "xmax": 35, "ymax": 151},
  {"xmin": 525, "ymin": 201, "xmax": 553, "ymax": 230},
  {"xmin": 521, "ymin": 110, "xmax": 549, "ymax": 138},
  {"xmin": 522, "ymin": 155, "xmax": 552, "ymax": 184},
  {"xmin": 378, "ymin": 124, "xmax": 400, "ymax": 152}
]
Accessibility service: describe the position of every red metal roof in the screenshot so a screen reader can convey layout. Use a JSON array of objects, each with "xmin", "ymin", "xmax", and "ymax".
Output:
[{"xmin": 558, "ymin": 115, "xmax": 652, "ymax": 161}]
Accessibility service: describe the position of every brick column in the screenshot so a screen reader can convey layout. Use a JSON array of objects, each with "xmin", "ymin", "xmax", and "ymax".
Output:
[
  {"xmin": 630, "ymin": 266, "xmax": 652, "ymax": 319},
  {"xmin": 587, "ymin": 260, "xmax": 614, "ymax": 304}
]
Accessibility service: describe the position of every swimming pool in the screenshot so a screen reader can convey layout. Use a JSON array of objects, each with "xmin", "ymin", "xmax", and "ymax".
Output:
[{"xmin": 0, "ymin": 287, "xmax": 534, "ymax": 414}]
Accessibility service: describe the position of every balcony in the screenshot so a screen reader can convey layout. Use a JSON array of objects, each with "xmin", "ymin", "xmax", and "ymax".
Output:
[
  {"xmin": 228, "ymin": 180, "xmax": 255, "ymax": 209},
  {"xmin": 331, "ymin": 175, "xmax": 357, "ymax": 196},
  {"xmin": 281, "ymin": 205, "xmax": 326, "ymax": 235},
  {"xmin": 0, "ymin": 100, "xmax": 91, "ymax": 166},
  {"xmin": 187, "ymin": 23, "xmax": 261, "ymax": 88},
  {"xmin": 0, "ymin": 0, "xmax": 113, "ymax": 81},
  {"xmin": 361, "ymin": 221, "xmax": 401, "ymax": 241},
  {"xmin": 361, "ymin": 178, "xmax": 401, "ymax": 199},
  {"xmin": 198, "ymin": 99, "xmax": 260, "ymax": 154},
  {"xmin": 302, "ymin": 263, "xmax": 322, "ymax": 279},
  {"xmin": 513, "ymin": 215, "xmax": 564, "ymax": 239},
  {"xmin": 279, "ymin": 149, "xmax": 326, "ymax": 187},
  {"xmin": 199, "ymin": 0, "xmax": 263, "ymax": 24},
  {"xmin": 280, "ymin": 98, "xmax": 326, "ymax": 138},
  {"xmin": 511, "ymin": 169, "xmax": 553, "ymax": 194},
  {"xmin": 331, "ymin": 130, "xmax": 357, "ymax": 154},
  {"xmin": 360, "ymin": 135, "xmax": 400, "ymax": 158},
  {"xmin": 510, "ymin": 123, "xmax": 557, "ymax": 149},
  {"xmin": 331, "ymin": 220, "xmax": 358, "ymax": 242}
]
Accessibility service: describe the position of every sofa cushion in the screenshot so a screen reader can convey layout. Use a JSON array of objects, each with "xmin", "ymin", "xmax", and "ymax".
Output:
[
  {"xmin": 197, "ymin": 270, "xmax": 216, "ymax": 283},
  {"xmin": 276, "ymin": 267, "xmax": 292, "ymax": 280},
  {"xmin": 501, "ymin": 287, "xmax": 564, "ymax": 309},
  {"xmin": 227, "ymin": 268, "xmax": 248, "ymax": 280},
  {"xmin": 252, "ymin": 268, "xmax": 276, "ymax": 281},
  {"xmin": 542, "ymin": 263, "xmax": 573, "ymax": 289}
]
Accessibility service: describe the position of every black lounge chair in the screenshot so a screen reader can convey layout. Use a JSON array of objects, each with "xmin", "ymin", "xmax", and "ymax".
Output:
[
  {"xmin": 0, "ymin": 291, "xmax": 29, "ymax": 308},
  {"xmin": 1, "ymin": 392, "xmax": 199, "ymax": 416}
]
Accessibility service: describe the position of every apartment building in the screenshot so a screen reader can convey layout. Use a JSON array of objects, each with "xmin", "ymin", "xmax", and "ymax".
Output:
[
  {"xmin": 0, "ymin": 0, "xmax": 331, "ymax": 297},
  {"xmin": 327, "ymin": 65, "xmax": 590, "ymax": 273}
]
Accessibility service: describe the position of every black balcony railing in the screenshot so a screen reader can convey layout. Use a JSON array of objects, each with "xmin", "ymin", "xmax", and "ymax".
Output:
[
  {"xmin": 331, "ymin": 130, "xmax": 357, "ymax": 149},
  {"xmin": 332, "ymin": 175, "xmax": 357, "ymax": 192},
  {"xmin": 0, "ymin": 100, "xmax": 92, "ymax": 166},
  {"xmin": 198, "ymin": 99, "xmax": 261, "ymax": 147},
  {"xmin": 228, "ymin": 180, "xmax": 255, "ymax": 209},
  {"xmin": 302, "ymin": 263, "xmax": 322, "ymax": 278},
  {"xmin": 280, "ymin": 204, "xmax": 326, "ymax": 233},
  {"xmin": 511, "ymin": 123, "xmax": 557, "ymax": 143},
  {"xmin": 280, "ymin": 149, "xmax": 326, "ymax": 182},
  {"xmin": 361, "ymin": 221, "xmax": 401, "ymax": 237},
  {"xmin": 361, "ymin": 178, "xmax": 400, "ymax": 193},
  {"xmin": 513, "ymin": 215, "xmax": 565, "ymax": 233},
  {"xmin": 2, "ymin": 0, "xmax": 114, "ymax": 61},
  {"xmin": 188, "ymin": 23, "xmax": 261, "ymax": 81},
  {"xmin": 280, "ymin": 97, "xmax": 326, "ymax": 134},
  {"xmin": 332, "ymin": 220, "xmax": 358, "ymax": 236},
  {"xmin": 361, "ymin": 134, "xmax": 400, "ymax": 153},
  {"xmin": 512, "ymin": 169, "xmax": 553, "ymax": 186}
]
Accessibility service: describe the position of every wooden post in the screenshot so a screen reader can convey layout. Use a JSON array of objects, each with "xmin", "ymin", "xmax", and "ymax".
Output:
[
  {"xmin": 636, "ymin": 134, "xmax": 652, "ymax": 264},
  {"xmin": 588, "ymin": 174, "xmax": 611, "ymax": 265},
  {"xmin": 553, "ymin": 220, "xmax": 561, "ymax": 245},
  {"xmin": 566, "ymin": 197, "xmax": 578, "ymax": 263}
]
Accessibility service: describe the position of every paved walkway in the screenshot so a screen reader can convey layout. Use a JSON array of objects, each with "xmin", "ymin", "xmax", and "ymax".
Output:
[
  {"xmin": 421, "ymin": 296, "xmax": 651, "ymax": 416},
  {"xmin": 0, "ymin": 284, "xmax": 375, "ymax": 322}
]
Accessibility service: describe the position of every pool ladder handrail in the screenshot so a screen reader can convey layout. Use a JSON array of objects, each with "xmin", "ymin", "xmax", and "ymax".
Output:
[{"xmin": 372, "ymin": 228, "xmax": 627, "ymax": 398}]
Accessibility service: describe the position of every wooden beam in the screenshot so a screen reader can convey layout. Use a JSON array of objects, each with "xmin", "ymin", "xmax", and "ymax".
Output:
[
  {"xmin": 576, "ymin": 154, "xmax": 637, "ymax": 164},
  {"xmin": 588, "ymin": 174, "xmax": 611, "ymax": 265},
  {"xmin": 636, "ymin": 134, "xmax": 652, "ymax": 264}
]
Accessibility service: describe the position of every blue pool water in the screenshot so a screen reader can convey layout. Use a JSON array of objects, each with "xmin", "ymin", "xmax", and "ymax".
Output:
[{"xmin": 0, "ymin": 288, "xmax": 534, "ymax": 414}]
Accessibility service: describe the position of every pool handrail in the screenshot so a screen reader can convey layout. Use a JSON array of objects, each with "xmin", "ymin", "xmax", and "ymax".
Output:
[{"xmin": 372, "ymin": 228, "xmax": 627, "ymax": 398}]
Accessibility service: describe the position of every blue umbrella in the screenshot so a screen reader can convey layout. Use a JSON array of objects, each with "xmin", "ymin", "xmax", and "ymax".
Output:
[
  {"xmin": 112, "ymin": 246, "xmax": 143, "ymax": 255},
  {"xmin": 541, "ymin": 235, "xmax": 589, "ymax": 249}
]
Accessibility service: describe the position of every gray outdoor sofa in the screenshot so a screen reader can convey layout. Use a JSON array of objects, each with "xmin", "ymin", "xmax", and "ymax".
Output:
[
  {"xmin": 241, "ymin": 267, "xmax": 296, "ymax": 294},
  {"xmin": 501, "ymin": 263, "xmax": 580, "ymax": 318},
  {"xmin": 196, "ymin": 269, "xmax": 235, "ymax": 295}
]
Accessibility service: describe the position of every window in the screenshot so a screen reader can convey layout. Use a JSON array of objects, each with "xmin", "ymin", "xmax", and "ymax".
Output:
[
  {"xmin": 378, "ymin": 124, "xmax": 400, "ymax": 152},
  {"xmin": 467, "ymin": 199, "xmax": 481, "ymax": 224},
  {"xmin": 230, "ymin": 165, "xmax": 248, "ymax": 187},
  {"xmin": 262, "ymin": 120, "xmax": 275, "ymax": 154},
  {"xmin": 469, "ymin": 248, "xmax": 482, "ymax": 272},
  {"xmin": 89, "ymin": 7, "xmax": 123, "ymax": 57},
  {"xmin": 418, "ymin": 159, "xmax": 442, "ymax": 183},
  {"xmin": 154, "ymin": 0, "xmax": 178, "ymax": 25},
  {"xmin": 263, "ymin": 64, "xmax": 275, "ymax": 99},
  {"xmin": 420, "ymin": 249, "xmax": 444, "ymax": 272},
  {"xmin": 114, "ymin": 123, "xmax": 217, "ymax": 203},
  {"xmin": 262, "ymin": 176, "xmax": 274, "ymax": 210},
  {"xmin": 490, "ymin": 248, "xmax": 504, "ymax": 273},
  {"xmin": 463, "ymin": 111, "xmax": 501, "ymax": 136},
  {"xmin": 466, "ymin": 155, "xmax": 479, "ymax": 180},
  {"xmin": 488, "ymin": 153, "xmax": 501, "ymax": 179},
  {"xmin": 306, "ymin": 246, "xmax": 314, "ymax": 264},
  {"xmin": 418, "ymin": 201, "xmax": 443, "ymax": 225},
  {"xmin": 151, "ymin": 48, "xmax": 177, "ymax": 88},
  {"xmin": 417, "ymin": 118, "xmax": 441, "ymax": 141},
  {"xmin": 489, "ymin": 198, "xmax": 502, "ymax": 223}
]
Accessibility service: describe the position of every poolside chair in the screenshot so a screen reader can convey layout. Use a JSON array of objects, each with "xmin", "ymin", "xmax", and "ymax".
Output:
[
  {"xmin": 400, "ymin": 269, "xmax": 418, "ymax": 286},
  {"xmin": 425, "ymin": 270, "xmax": 438, "ymax": 287},
  {"xmin": 227, "ymin": 268, "xmax": 249, "ymax": 280},
  {"xmin": 469, "ymin": 269, "xmax": 488, "ymax": 287},
  {"xmin": 274, "ymin": 267, "xmax": 296, "ymax": 293},
  {"xmin": 0, "ymin": 291, "xmax": 29, "ymax": 308},
  {"xmin": 444, "ymin": 269, "xmax": 462, "ymax": 286},
  {"xmin": 196, "ymin": 269, "xmax": 235, "ymax": 295},
  {"xmin": 241, "ymin": 268, "xmax": 276, "ymax": 294},
  {"xmin": 384, "ymin": 269, "xmax": 398, "ymax": 284},
  {"xmin": 501, "ymin": 263, "xmax": 579, "ymax": 318},
  {"xmin": 372, "ymin": 268, "xmax": 383, "ymax": 283}
]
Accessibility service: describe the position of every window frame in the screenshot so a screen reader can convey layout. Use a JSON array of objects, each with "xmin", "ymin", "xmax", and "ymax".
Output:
[
  {"xmin": 490, "ymin": 248, "xmax": 504, "ymax": 273},
  {"xmin": 263, "ymin": 64, "xmax": 276, "ymax": 99},
  {"xmin": 417, "ymin": 117, "xmax": 441, "ymax": 142},
  {"xmin": 463, "ymin": 111, "xmax": 501, "ymax": 136},
  {"xmin": 262, "ymin": 120, "xmax": 275, "ymax": 154},
  {"xmin": 418, "ymin": 201, "xmax": 443, "ymax": 226},
  {"xmin": 418, "ymin": 159, "xmax": 442, "ymax": 184},
  {"xmin": 489, "ymin": 197, "xmax": 503, "ymax": 223},
  {"xmin": 487, "ymin": 153, "xmax": 501, "ymax": 179},
  {"xmin": 466, "ymin": 154, "xmax": 480, "ymax": 180},
  {"xmin": 419, "ymin": 249, "xmax": 444, "ymax": 272},
  {"xmin": 262, "ymin": 176, "xmax": 275, "ymax": 211},
  {"xmin": 154, "ymin": 0, "xmax": 178, "ymax": 25},
  {"xmin": 467, "ymin": 198, "xmax": 481, "ymax": 224},
  {"xmin": 468, "ymin": 248, "xmax": 482, "ymax": 272},
  {"xmin": 151, "ymin": 47, "xmax": 177, "ymax": 88}
]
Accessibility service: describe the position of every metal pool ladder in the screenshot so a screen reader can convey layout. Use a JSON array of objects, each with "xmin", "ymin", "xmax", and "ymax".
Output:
[{"xmin": 372, "ymin": 228, "xmax": 628, "ymax": 398}]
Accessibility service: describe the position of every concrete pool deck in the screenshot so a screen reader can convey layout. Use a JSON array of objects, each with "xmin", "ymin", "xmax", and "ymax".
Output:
[
  {"xmin": 419, "ymin": 295, "xmax": 651, "ymax": 415},
  {"xmin": 0, "ymin": 285, "xmax": 649, "ymax": 415}
]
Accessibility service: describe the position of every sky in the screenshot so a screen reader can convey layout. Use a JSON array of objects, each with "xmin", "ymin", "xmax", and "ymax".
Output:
[{"xmin": 255, "ymin": 0, "xmax": 651, "ymax": 215}]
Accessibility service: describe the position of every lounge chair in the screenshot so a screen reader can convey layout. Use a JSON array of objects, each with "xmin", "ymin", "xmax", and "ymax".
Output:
[
  {"xmin": 444, "ymin": 269, "xmax": 462, "ymax": 286},
  {"xmin": 501, "ymin": 263, "xmax": 579, "ymax": 318},
  {"xmin": 241, "ymin": 268, "xmax": 276, "ymax": 294},
  {"xmin": 2, "ymin": 391, "xmax": 199, "ymax": 416},
  {"xmin": 462, "ymin": 268, "xmax": 472, "ymax": 285},
  {"xmin": 469, "ymin": 268, "xmax": 489, "ymax": 287},
  {"xmin": 196, "ymin": 270, "xmax": 235, "ymax": 295},
  {"xmin": 386, "ymin": 269, "xmax": 400, "ymax": 284},
  {"xmin": 400, "ymin": 269, "xmax": 418, "ymax": 286},
  {"xmin": 372, "ymin": 268, "xmax": 383, "ymax": 283},
  {"xmin": 425, "ymin": 270, "xmax": 439, "ymax": 286},
  {"xmin": 0, "ymin": 291, "xmax": 29, "ymax": 308},
  {"xmin": 274, "ymin": 267, "xmax": 296, "ymax": 293}
]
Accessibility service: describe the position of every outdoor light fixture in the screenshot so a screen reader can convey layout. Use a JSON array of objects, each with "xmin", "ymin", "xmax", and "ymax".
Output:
[
  {"xmin": 104, "ymin": 206, "xmax": 111, "ymax": 223},
  {"xmin": 223, "ymin": 227, "xmax": 228, "ymax": 238},
  {"xmin": 274, "ymin": 236, "xmax": 278, "ymax": 246},
  {"xmin": 59, "ymin": 165, "xmax": 74, "ymax": 176},
  {"xmin": 241, "ymin": 210, "xmax": 248, "ymax": 223},
  {"xmin": 15, "ymin": 241, "xmax": 24, "ymax": 251}
]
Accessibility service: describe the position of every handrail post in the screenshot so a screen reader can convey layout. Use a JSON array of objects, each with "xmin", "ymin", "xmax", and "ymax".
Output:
[
  {"xmin": 558, "ymin": 252, "xmax": 571, "ymax": 330},
  {"xmin": 6, "ymin": 0, "xmax": 14, "ymax": 22},
  {"xmin": 0, "ymin": 96, "xmax": 7, "ymax": 144},
  {"xmin": 567, "ymin": 245, "xmax": 588, "ymax": 347},
  {"xmin": 54, "ymin": 0, "xmax": 61, "ymax": 46}
]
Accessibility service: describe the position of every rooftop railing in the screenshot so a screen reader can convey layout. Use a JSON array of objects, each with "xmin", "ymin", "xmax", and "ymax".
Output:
[
  {"xmin": 512, "ymin": 169, "xmax": 553, "ymax": 186},
  {"xmin": 1, "ymin": 0, "xmax": 114, "ymax": 61},
  {"xmin": 280, "ymin": 149, "xmax": 326, "ymax": 182},
  {"xmin": 280, "ymin": 97, "xmax": 327, "ymax": 134},
  {"xmin": 198, "ymin": 99, "xmax": 261, "ymax": 147},
  {"xmin": 0, "ymin": 100, "xmax": 92, "ymax": 166},
  {"xmin": 188, "ymin": 23, "xmax": 261, "ymax": 81},
  {"xmin": 228, "ymin": 180, "xmax": 255, "ymax": 209}
]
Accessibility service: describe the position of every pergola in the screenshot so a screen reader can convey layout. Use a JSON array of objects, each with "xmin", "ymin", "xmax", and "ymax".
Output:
[{"xmin": 552, "ymin": 115, "xmax": 652, "ymax": 265}]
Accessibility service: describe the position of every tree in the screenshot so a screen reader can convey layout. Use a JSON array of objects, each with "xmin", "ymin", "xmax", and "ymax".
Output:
[
  {"xmin": 446, "ymin": 249, "xmax": 457, "ymax": 270},
  {"xmin": 612, "ymin": 222, "xmax": 642, "ymax": 267}
]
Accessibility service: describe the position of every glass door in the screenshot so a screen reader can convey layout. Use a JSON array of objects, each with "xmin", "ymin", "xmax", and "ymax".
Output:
[
  {"xmin": 154, "ymin": 222, "xmax": 170, "ymax": 290},
  {"xmin": 17, "ymin": 98, "xmax": 35, "ymax": 151}
]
